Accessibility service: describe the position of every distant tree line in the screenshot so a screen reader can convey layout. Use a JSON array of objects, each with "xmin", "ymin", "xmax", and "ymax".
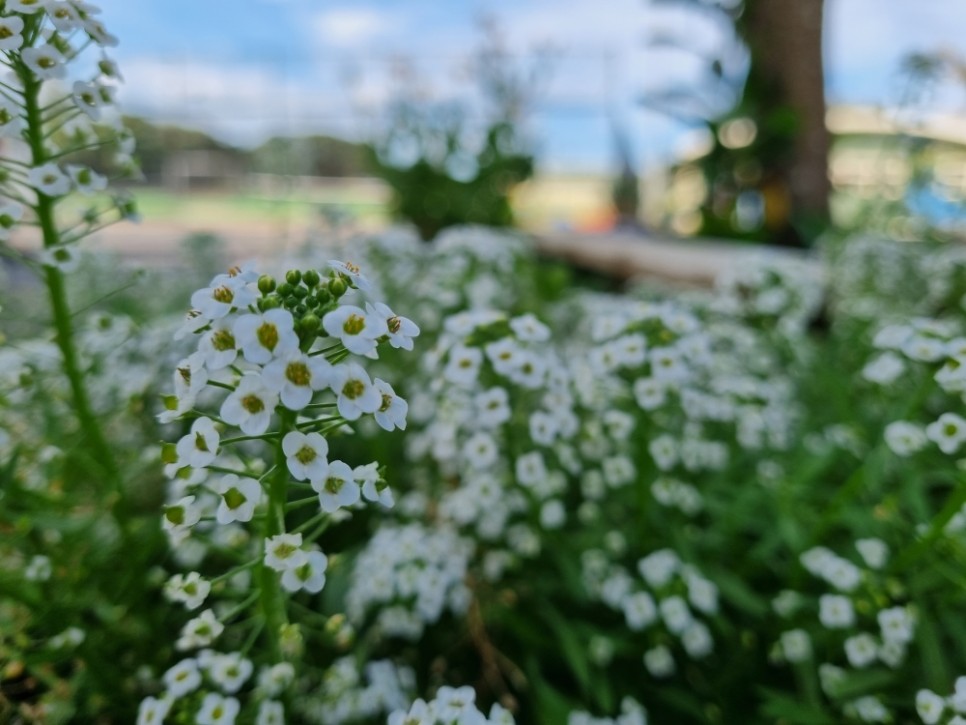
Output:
[{"xmin": 70, "ymin": 116, "xmax": 372, "ymax": 185}]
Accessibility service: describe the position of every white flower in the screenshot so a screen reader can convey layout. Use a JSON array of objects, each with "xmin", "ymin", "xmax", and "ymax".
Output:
[
  {"xmin": 529, "ymin": 411, "xmax": 559, "ymax": 446},
  {"xmin": 136, "ymin": 695, "xmax": 172, "ymax": 725},
  {"xmin": 175, "ymin": 417, "xmax": 220, "ymax": 469},
  {"xmin": 282, "ymin": 431, "xmax": 329, "ymax": 483},
  {"xmin": 950, "ymin": 677, "xmax": 966, "ymax": 714},
  {"xmin": 40, "ymin": 244, "xmax": 80, "ymax": 273},
  {"xmin": 208, "ymin": 652, "xmax": 253, "ymax": 694},
  {"xmin": 71, "ymin": 81, "xmax": 102, "ymax": 120},
  {"xmin": 162, "ymin": 495, "xmax": 202, "ymax": 545},
  {"xmin": 373, "ymin": 378, "xmax": 408, "ymax": 431},
  {"xmin": 660, "ymin": 595, "xmax": 693, "ymax": 634},
  {"xmin": 368, "ymin": 301, "xmax": 420, "ymax": 350},
  {"xmin": 877, "ymin": 606, "xmax": 914, "ymax": 644},
  {"xmin": 844, "ymin": 633, "xmax": 878, "ymax": 668},
  {"xmin": 163, "ymin": 658, "xmax": 201, "ymax": 698},
  {"xmin": 926, "ymin": 412, "xmax": 966, "ymax": 454},
  {"xmin": 212, "ymin": 474, "xmax": 261, "ymax": 524},
  {"xmin": 195, "ymin": 693, "xmax": 240, "ymax": 725},
  {"xmin": 21, "ymin": 44, "xmax": 67, "ymax": 80},
  {"xmin": 357, "ymin": 461, "xmax": 393, "ymax": 507},
  {"xmin": 644, "ymin": 645, "xmax": 676, "ymax": 677},
  {"xmin": 862, "ymin": 352, "xmax": 904, "ymax": 385},
  {"xmin": 638, "ymin": 549, "xmax": 679, "ymax": 588},
  {"xmin": 445, "ymin": 344, "xmax": 484, "ymax": 387},
  {"xmin": 485, "ymin": 337, "xmax": 522, "ymax": 375},
  {"xmin": 0, "ymin": 98, "xmax": 23, "ymax": 138},
  {"xmin": 855, "ymin": 538, "xmax": 888, "ymax": 569},
  {"xmin": 164, "ymin": 572, "xmax": 210, "ymax": 610},
  {"xmin": 262, "ymin": 350, "xmax": 331, "ymax": 410},
  {"xmin": 681, "ymin": 621, "xmax": 713, "ymax": 658},
  {"xmin": 313, "ymin": 459, "xmax": 360, "ymax": 513},
  {"xmin": 818, "ymin": 594, "xmax": 855, "ymax": 629},
  {"xmin": 264, "ymin": 533, "xmax": 308, "ymax": 572},
  {"xmin": 234, "ymin": 308, "xmax": 298, "ymax": 364},
  {"xmin": 322, "ymin": 304, "xmax": 385, "ymax": 357},
  {"xmin": 916, "ymin": 689, "xmax": 945, "ymax": 724},
  {"xmin": 82, "ymin": 15, "xmax": 119, "ymax": 47},
  {"xmin": 198, "ymin": 319, "xmax": 240, "ymax": 370},
  {"xmin": 328, "ymin": 259, "xmax": 372, "ymax": 292},
  {"xmin": 475, "ymin": 387, "xmax": 511, "ymax": 427},
  {"xmin": 220, "ymin": 373, "xmax": 278, "ymax": 435},
  {"xmin": 256, "ymin": 700, "xmax": 285, "ymax": 725},
  {"xmin": 463, "ymin": 431, "xmax": 498, "ymax": 469},
  {"xmin": 191, "ymin": 274, "xmax": 256, "ymax": 322},
  {"xmin": 49, "ymin": 2, "xmax": 82, "ymax": 32},
  {"xmin": 281, "ymin": 549, "xmax": 328, "ymax": 593},
  {"xmin": 510, "ymin": 313, "xmax": 551, "ymax": 342},
  {"xmin": 24, "ymin": 555, "xmax": 51, "ymax": 581},
  {"xmin": 329, "ymin": 362, "xmax": 381, "ymax": 420},
  {"xmin": 173, "ymin": 351, "xmax": 208, "ymax": 400},
  {"xmin": 177, "ymin": 609, "xmax": 224, "ymax": 650},
  {"xmin": 0, "ymin": 16, "xmax": 24, "ymax": 50},
  {"xmin": 622, "ymin": 591, "xmax": 657, "ymax": 631},
  {"xmin": 884, "ymin": 421, "xmax": 927, "ymax": 457},
  {"xmin": 28, "ymin": 162, "xmax": 70, "ymax": 196},
  {"xmin": 780, "ymin": 629, "xmax": 812, "ymax": 663},
  {"xmin": 66, "ymin": 164, "xmax": 107, "ymax": 195},
  {"xmin": 7, "ymin": 0, "xmax": 48, "ymax": 14}
]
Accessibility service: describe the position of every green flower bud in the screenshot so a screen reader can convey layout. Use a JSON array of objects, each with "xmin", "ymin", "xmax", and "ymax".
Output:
[
  {"xmin": 261, "ymin": 295, "xmax": 282, "ymax": 310},
  {"xmin": 305, "ymin": 295, "xmax": 321, "ymax": 308},
  {"xmin": 276, "ymin": 282, "xmax": 293, "ymax": 297},
  {"xmin": 315, "ymin": 288, "xmax": 331, "ymax": 304},
  {"xmin": 329, "ymin": 277, "xmax": 347, "ymax": 298},
  {"xmin": 285, "ymin": 269, "xmax": 302, "ymax": 286},
  {"xmin": 291, "ymin": 285, "xmax": 308, "ymax": 299},
  {"xmin": 302, "ymin": 269, "xmax": 320, "ymax": 287},
  {"xmin": 257, "ymin": 275, "xmax": 276, "ymax": 294},
  {"xmin": 285, "ymin": 295, "xmax": 299, "ymax": 308},
  {"xmin": 300, "ymin": 314, "xmax": 321, "ymax": 332},
  {"xmin": 293, "ymin": 303, "xmax": 307, "ymax": 317}
]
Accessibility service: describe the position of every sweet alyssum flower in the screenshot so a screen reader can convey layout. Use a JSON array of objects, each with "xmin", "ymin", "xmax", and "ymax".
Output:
[
  {"xmin": 281, "ymin": 549, "xmax": 328, "ymax": 594},
  {"xmin": 262, "ymin": 350, "xmax": 331, "ymax": 410},
  {"xmin": 175, "ymin": 416, "xmax": 220, "ymax": 469},
  {"xmin": 28, "ymin": 162, "xmax": 71, "ymax": 196},
  {"xmin": 282, "ymin": 430, "xmax": 329, "ymax": 483},
  {"xmin": 264, "ymin": 533, "xmax": 308, "ymax": 572},
  {"xmin": 0, "ymin": 15, "xmax": 24, "ymax": 50},
  {"xmin": 314, "ymin": 459, "xmax": 360, "ymax": 513},
  {"xmin": 235, "ymin": 308, "xmax": 299, "ymax": 364},
  {"xmin": 329, "ymin": 362, "xmax": 381, "ymax": 420},
  {"xmin": 212, "ymin": 474, "xmax": 262, "ymax": 524},
  {"xmin": 220, "ymin": 373, "xmax": 278, "ymax": 435},
  {"xmin": 322, "ymin": 304, "xmax": 386, "ymax": 357}
]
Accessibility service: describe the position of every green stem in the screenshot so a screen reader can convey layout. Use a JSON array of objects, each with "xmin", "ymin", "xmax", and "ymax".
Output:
[
  {"xmin": 258, "ymin": 410, "xmax": 295, "ymax": 661},
  {"xmin": 22, "ymin": 72, "xmax": 122, "ymax": 498}
]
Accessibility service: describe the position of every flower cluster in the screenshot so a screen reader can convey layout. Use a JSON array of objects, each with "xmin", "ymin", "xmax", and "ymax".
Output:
[{"xmin": 147, "ymin": 259, "xmax": 419, "ymax": 722}]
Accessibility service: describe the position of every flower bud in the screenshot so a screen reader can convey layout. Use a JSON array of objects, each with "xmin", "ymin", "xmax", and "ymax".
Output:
[
  {"xmin": 261, "ymin": 295, "xmax": 281, "ymax": 310},
  {"xmin": 300, "ymin": 314, "xmax": 320, "ymax": 333},
  {"xmin": 302, "ymin": 269, "xmax": 320, "ymax": 287},
  {"xmin": 276, "ymin": 282, "xmax": 293, "ymax": 298},
  {"xmin": 291, "ymin": 285, "xmax": 308, "ymax": 299},
  {"xmin": 293, "ymin": 304, "xmax": 307, "ymax": 317},
  {"xmin": 279, "ymin": 623, "xmax": 304, "ymax": 659},
  {"xmin": 285, "ymin": 269, "xmax": 302, "ymax": 286},
  {"xmin": 329, "ymin": 277, "xmax": 347, "ymax": 298},
  {"xmin": 257, "ymin": 275, "xmax": 276, "ymax": 294}
]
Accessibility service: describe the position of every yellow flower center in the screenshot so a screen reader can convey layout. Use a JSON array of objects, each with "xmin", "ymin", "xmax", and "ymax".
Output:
[
  {"xmin": 342, "ymin": 314, "xmax": 365, "ymax": 336},
  {"xmin": 342, "ymin": 380, "xmax": 364, "ymax": 399},
  {"xmin": 295, "ymin": 445, "xmax": 316, "ymax": 465},
  {"xmin": 241, "ymin": 394, "xmax": 265, "ymax": 414},
  {"xmin": 257, "ymin": 322, "xmax": 279, "ymax": 351},
  {"xmin": 212, "ymin": 285, "xmax": 234, "ymax": 304},
  {"xmin": 285, "ymin": 361, "xmax": 311, "ymax": 386}
]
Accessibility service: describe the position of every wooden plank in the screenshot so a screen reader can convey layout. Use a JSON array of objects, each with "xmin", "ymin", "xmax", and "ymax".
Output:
[{"xmin": 533, "ymin": 230, "xmax": 817, "ymax": 287}]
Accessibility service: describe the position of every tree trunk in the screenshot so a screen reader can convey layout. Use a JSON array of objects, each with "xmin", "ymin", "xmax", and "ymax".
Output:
[{"xmin": 743, "ymin": 0, "xmax": 830, "ymax": 234}]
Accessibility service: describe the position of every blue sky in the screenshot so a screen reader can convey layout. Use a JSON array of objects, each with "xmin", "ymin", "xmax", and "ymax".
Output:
[{"xmin": 94, "ymin": 0, "xmax": 966, "ymax": 172}]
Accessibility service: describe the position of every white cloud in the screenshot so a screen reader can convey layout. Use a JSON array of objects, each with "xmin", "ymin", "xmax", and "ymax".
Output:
[{"xmin": 313, "ymin": 8, "xmax": 392, "ymax": 49}]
